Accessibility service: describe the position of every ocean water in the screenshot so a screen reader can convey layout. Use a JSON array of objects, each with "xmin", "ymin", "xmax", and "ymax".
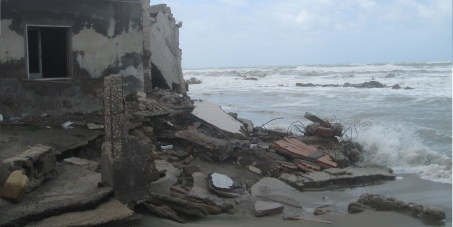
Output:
[{"xmin": 183, "ymin": 62, "xmax": 452, "ymax": 184}]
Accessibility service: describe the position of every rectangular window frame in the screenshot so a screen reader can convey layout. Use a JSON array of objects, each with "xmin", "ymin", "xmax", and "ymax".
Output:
[{"xmin": 25, "ymin": 24, "xmax": 73, "ymax": 81}]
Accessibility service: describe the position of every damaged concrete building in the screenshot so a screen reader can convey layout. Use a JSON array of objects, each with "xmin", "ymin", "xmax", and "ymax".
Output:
[{"xmin": 0, "ymin": 0, "xmax": 185, "ymax": 117}]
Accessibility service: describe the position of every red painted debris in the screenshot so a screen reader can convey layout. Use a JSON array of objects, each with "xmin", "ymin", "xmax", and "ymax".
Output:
[
  {"xmin": 293, "ymin": 159, "xmax": 322, "ymax": 172},
  {"xmin": 271, "ymin": 138, "xmax": 337, "ymax": 169}
]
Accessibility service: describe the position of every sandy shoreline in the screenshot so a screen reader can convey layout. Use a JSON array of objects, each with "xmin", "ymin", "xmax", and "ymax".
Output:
[{"xmin": 139, "ymin": 173, "xmax": 451, "ymax": 227}]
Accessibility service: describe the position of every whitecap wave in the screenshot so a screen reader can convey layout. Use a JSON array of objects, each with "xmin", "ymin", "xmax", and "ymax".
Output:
[{"xmin": 357, "ymin": 123, "xmax": 452, "ymax": 184}]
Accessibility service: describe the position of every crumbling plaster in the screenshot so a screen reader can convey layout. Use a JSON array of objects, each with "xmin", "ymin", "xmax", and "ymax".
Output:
[
  {"xmin": 149, "ymin": 5, "xmax": 186, "ymax": 93},
  {"xmin": 0, "ymin": 0, "xmax": 148, "ymax": 117}
]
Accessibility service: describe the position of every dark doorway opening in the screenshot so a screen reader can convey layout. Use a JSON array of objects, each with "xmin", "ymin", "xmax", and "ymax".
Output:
[
  {"xmin": 27, "ymin": 26, "xmax": 70, "ymax": 79},
  {"xmin": 151, "ymin": 63, "xmax": 170, "ymax": 90}
]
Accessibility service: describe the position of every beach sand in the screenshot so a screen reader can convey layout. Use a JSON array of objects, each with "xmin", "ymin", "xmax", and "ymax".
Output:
[{"xmin": 139, "ymin": 160, "xmax": 452, "ymax": 227}]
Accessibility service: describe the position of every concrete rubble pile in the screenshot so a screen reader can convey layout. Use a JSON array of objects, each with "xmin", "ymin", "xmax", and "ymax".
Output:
[{"xmin": 0, "ymin": 85, "xmax": 446, "ymax": 226}]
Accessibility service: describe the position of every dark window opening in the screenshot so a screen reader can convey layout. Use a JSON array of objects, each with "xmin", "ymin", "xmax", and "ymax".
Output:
[
  {"xmin": 151, "ymin": 63, "xmax": 170, "ymax": 90},
  {"xmin": 27, "ymin": 26, "xmax": 70, "ymax": 79}
]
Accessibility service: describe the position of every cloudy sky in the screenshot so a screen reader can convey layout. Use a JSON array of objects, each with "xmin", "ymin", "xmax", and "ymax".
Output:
[{"xmin": 151, "ymin": 0, "xmax": 452, "ymax": 68}]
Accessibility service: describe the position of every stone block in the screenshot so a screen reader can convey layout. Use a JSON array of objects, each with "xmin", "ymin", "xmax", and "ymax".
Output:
[
  {"xmin": 0, "ymin": 170, "xmax": 30, "ymax": 203},
  {"xmin": 0, "ymin": 144, "xmax": 56, "ymax": 191},
  {"xmin": 149, "ymin": 175, "xmax": 177, "ymax": 196},
  {"xmin": 253, "ymin": 201, "xmax": 284, "ymax": 217}
]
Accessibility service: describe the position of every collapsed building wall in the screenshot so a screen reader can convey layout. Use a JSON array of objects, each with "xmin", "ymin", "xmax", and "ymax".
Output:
[
  {"xmin": 0, "ymin": 0, "xmax": 149, "ymax": 117},
  {"xmin": 149, "ymin": 4, "xmax": 186, "ymax": 94}
]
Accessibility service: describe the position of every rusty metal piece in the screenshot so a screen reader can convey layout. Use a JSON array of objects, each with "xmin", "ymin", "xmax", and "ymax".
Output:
[
  {"xmin": 314, "ymin": 126, "xmax": 335, "ymax": 137},
  {"xmin": 272, "ymin": 138, "xmax": 337, "ymax": 168},
  {"xmin": 293, "ymin": 159, "xmax": 322, "ymax": 172}
]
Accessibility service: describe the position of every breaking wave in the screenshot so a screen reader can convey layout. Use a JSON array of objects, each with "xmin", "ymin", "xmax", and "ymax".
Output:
[{"xmin": 357, "ymin": 123, "xmax": 452, "ymax": 184}]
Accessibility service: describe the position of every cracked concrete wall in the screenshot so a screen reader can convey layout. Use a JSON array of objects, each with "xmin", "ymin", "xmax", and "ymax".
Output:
[
  {"xmin": 149, "ymin": 4, "xmax": 186, "ymax": 94},
  {"xmin": 0, "ymin": 0, "xmax": 147, "ymax": 117}
]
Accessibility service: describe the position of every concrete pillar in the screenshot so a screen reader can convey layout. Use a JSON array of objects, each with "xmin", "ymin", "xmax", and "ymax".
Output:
[
  {"xmin": 141, "ymin": 0, "xmax": 152, "ymax": 92},
  {"xmin": 102, "ymin": 74, "xmax": 148, "ymax": 204}
]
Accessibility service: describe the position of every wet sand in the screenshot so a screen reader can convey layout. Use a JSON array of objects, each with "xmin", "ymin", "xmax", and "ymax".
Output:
[{"xmin": 139, "ymin": 172, "xmax": 451, "ymax": 227}]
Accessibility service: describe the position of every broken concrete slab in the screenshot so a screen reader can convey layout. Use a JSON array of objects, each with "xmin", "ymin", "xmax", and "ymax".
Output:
[
  {"xmin": 237, "ymin": 118, "xmax": 254, "ymax": 134},
  {"xmin": 251, "ymin": 177, "xmax": 302, "ymax": 208},
  {"xmin": 188, "ymin": 172, "xmax": 234, "ymax": 212},
  {"xmin": 25, "ymin": 199, "xmax": 141, "ymax": 227},
  {"xmin": 0, "ymin": 170, "xmax": 30, "ymax": 203},
  {"xmin": 63, "ymin": 157, "xmax": 99, "ymax": 172},
  {"xmin": 0, "ymin": 124, "xmax": 103, "ymax": 162},
  {"xmin": 149, "ymin": 175, "xmax": 177, "ymax": 197},
  {"xmin": 0, "ymin": 163, "xmax": 113, "ymax": 227},
  {"xmin": 175, "ymin": 130, "xmax": 233, "ymax": 161},
  {"xmin": 154, "ymin": 160, "xmax": 180, "ymax": 178},
  {"xmin": 253, "ymin": 201, "xmax": 284, "ymax": 217},
  {"xmin": 143, "ymin": 202, "xmax": 185, "ymax": 223},
  {"xmin": 0, "ymin": 144, "xmax": 57, "ymax": 192},
  {"xmin": 191, "ymin": 100, "xmax": 244, "ymax": 136},
  {"xmin": 207, "ymin": 173, "xmax": 249, "ymax": 198},
  {"xmin": 278, "ymin": 167, "xmax": 395, "ymax": 190},
  {"xmin": 147, "ymin": 192, "xmax": 209, "ymax": 218}
]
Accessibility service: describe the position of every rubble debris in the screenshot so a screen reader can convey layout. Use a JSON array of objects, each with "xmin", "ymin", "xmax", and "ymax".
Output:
[
  {"xmin": 188, "ymin": 172, "xmax": 234, "ymax": 212},
  {"xmin": 304, "ymin": 112, "xmax": 343, "ymax": 137},
  {"xmin": 190, "ymin": 100, "xmax": 244, "ymax": 136},
  {"xmin": 0, "ymin": 164, "xmax": 113, "ymax": 227},
  {"xmin": 0, "ymin": 144, "xmax": 57, "ymax": 191},
  {"xmin": 26, "ymin": 199, "xmax": 141, "ymax": 226},
  {"xmin": 86, "ymin": 122, "xmax": 104, "ymax": 130},
  {"xmin": 348, "ymin": 202, "xmax": 372, "ymax": 214},
  {"xmin": 279, "ymin": 168, "xmax": 395, "ymax": 190},
  {"xmin": 63, "ymin": 157, "xmax": 99, "ymax": 172},
  {"xmin": 207, "ymin": 173, "xmax": 249, "ymax": 197},
  {"xmin": 238, "ymin": 118, "xmax": 254, "ymax": 134},
  {"xmin": 293, "ymin": 159, "xmax": 322, "ymax": 172},
  {"xmin": 324, "ymin": 150, "xmax": 350, "ymax": 167},
  {"xmin": 147, "ymin": 192, "xmax": 209, "ymax": 218},
  {"xmin": 144, "ymin": 203, "xmax": 185, "ymax": 223},
  {"xmin": 130, "ymin": 89, "xmax": 194, "ymax": 118},
  {"xmin": 155, "ymin": 160, "xmax": 181, "ymax": 178},
  {"xmin": 350, "ymin": 193, "xmax": 446, "ymax": 222},
  {"xmin": 149, "ymin": 174, "xmax": 178, "ymax": 196},
  {"xmin": 175, "ymin": 130, "xmax": 233, "ymax": 161},
  {"xmin": 392, "ymin": 84, "xmax": 401, "ymax": 89},
  {"xmin": 253, "ymin": 201, "xmax": 284, "ymax": 217},
  {"xmin": 0, "ymin": 170, "xmax": 30, "ymax": 203},
  {"xmin": 272, "ymin": 138, "xmax": 338, "ymax": 169}
]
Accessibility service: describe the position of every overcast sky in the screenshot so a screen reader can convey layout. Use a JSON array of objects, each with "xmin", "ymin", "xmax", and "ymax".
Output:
[{"xmin": 151, "ymin": 0, "xmax": 452, "ymax": 68}]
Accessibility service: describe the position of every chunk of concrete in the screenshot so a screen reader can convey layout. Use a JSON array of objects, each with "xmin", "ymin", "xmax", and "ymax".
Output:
[
  {"xmin": 207, "ymin": 173, "xmax": 249, "ymax": 198},
  {"xmin": 238, "ymin": 118, "xmax": 254, "ymax": 134},
  {"xmin": 253, "ymin": 201, "xmax": 284, "ymax": 217},
  {"xmin": 188, "ymin": 172, "xmax": 234, "ymax": 212},
  {"xmin": 154, "ymin": 160, "xmax": 180, "ymax": 178},
  {"xmin": 0, "ymin": 163, "xmax": 113, "ymax": 226},
  {"xmin": 0, "ymin": 144, "xmax": 56, "ymax": 191},
  {"xmin": 251, "ymin": 177, "xmax": 302, "ymax": 208},
  {"xmin": 278, "ymin": 167, "xmax": 395, "ymax": 190},
  {"xmin": 175, "ymin": 130, "xmax": 233, "ymax": 161},
  {"xmin": 63, "ymin": 157, "xmax": 99, "ymax": 172},
  {"xmin": 191, "ymin": 101, "xmax": 244, "ymax": 135},
  {"xmin": 147, "ymin": 192, "xmax": 209, "ymax": 218},
  {"xmin": 149, "ymin": 175, "xmax": 178, "ymax": 196},
  {"xmin": 0, "ymin": 170, "xmax": 30, "ymax": 203},
  {"xmin": 25, "ymin": 199, "xmax": 141, "ymax": 227}
]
